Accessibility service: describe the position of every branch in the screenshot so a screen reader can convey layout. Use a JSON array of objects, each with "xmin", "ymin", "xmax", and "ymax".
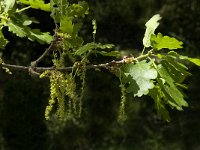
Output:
[{"xmin": 0, "ymin": 50, "xmax": 153, "ymax": 76}]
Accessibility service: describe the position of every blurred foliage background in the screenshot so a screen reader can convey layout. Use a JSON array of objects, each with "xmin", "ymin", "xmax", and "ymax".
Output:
[{"xmin": 1, "ymin": 0, "xmax": 200, "ymax": 149}]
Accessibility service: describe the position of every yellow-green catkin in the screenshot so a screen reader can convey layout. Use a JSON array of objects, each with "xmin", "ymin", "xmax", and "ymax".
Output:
[
  {"xmin": 45, "ymin": 71, "xmax": 58, "ymax": 120},
  {"xmin": 118, "ymin": 84, "xmax": 127, "ymax": 122}
]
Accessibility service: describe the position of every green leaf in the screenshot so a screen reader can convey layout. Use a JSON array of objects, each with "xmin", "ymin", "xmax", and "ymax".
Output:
[
  {"xmin": 0, "ymin": 30, "xmax": 9, "ymax": 49},
  {"xmin": 120, "ymin": 60, "xmax": 157, "ymax": 97},
  {"xmin": 74, "ymin": 42, "xmax": 114, "ymax": 56},
  {"xmin": 64, "ymin": 36, "xmax": 83, "ymax": 49},
  {"xmin": 4, "ymin": 0, "xmax": 15, "ymax": 12},
  {"xmin": 60, "ymin": 17, "xmax": 74, "ymax": 35},
  {"xmin": 19, "ymin": 0, "xmax": 50, "ymax": 12},
  {"xmin": 21, "ymin": 15, "xmax": 39, "ymax": 26},
  {"xmin": 143, "ymin": 14, "xmax": 161, "ymax": 48},
  {"xmin": 6, "ymin": 21, "xmax": 53, "ymax": 44},
  {"xmin": 149, "ymin": 86, "xmax": 170, "ymax": 122},
  {"xmin": 50, "ymin": 0, "xmax": 69, "ymax": 23},
  {"xmin": 179, "ymin": 55, "xmax": 200, "ymax": 66},
  {"xmin": 151, "ymin": 33, "xmax": 183, "ymax": 50},
  {"xmin": 28, "ymin": 29, "xmax": 53, "ymax": 44},
  {"xmin": 10, "ymin": 13, "xmax": 39, "ymax": 26},
  {"xmin": 7, "ymin": 21, "xmax": 27, "ymax": 37},
  {"xmin": 68, "ymin": 2, "xmax": 89, "ymax": 17},
  {"xmin": 156, "ymin": 64, "xmax": 188, "ymax": 110},
  {"xmin": 160, "ymin": 52, "xmax": 192, "ymax": 83},
  {"xmin": 97, "ymin": 51, "xmax": 121, "ymax": 57}
]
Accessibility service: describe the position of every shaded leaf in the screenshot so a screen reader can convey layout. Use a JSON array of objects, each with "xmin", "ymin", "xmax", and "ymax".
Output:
[
  {"xmin": 68, "ymin": 2, "xmax": 89, "ymax": 17},
  {"xmin": 151, "ymin": 33, "xmax": 183, "ymax": 50},
  {"xmin": 156, "ymin": 64, "xmax": 188, "ymax": 110},
  {"xmin": 74, "ymin": 42, "xmax": 114, "ymax": 56},
  {"xmin": 143, "ymin": 14, "xmax": 161, "ymax": 47},
  {"xmin": 149, "ymin": 86, "xmax": 170, "ymax": 122},
  {"xmin": 97, "ymin": 51, "xmax": 121, "ymax": 57},
  {"xmin": 28, "ymin": 29, "xmax": 53, "ymax": 44},
  {"xmin": 160, "ymin": 52, "xmax": 192, "ymax": 83},
  {"xmin": 0, "ymin": 30, "xmax": 9, "ymax": 49}
]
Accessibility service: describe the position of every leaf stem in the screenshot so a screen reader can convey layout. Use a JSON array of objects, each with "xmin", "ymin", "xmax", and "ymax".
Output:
[
  {"xmin": 16, "ymin": 6, "xmax": 31, "ymax": 13},
  {"xmin": 141, "ymin": 47, "xmax": 146, "ymax": 55}
]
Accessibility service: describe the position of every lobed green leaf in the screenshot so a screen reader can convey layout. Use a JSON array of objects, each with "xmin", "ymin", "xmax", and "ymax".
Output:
[
  {"xmin": 4, "ymin": 0, "xmax": 15, "ymax": 12},
  {"xmin": 179, "ymin": 55, "xmax": 200, "ymax": 66},
  {"xmin": 155, "ymin": 64, "xmax": 188, "ymax": 110},
  {"xmin": 143, "ymin": 14, "xmax": 161, "ymax": 48},
  {"xmin": 60, "ymin": 17, "xmax": 74, "ymax": 35},
  {"xmin": 74, "ymin": 42, "xmax": 114, "ymax": 56},
  {"xmin": 19, "ymin": 0, "xmax": 50, "ymax": 12},
  {"xmin": 6, "ymin": 21, "xmax": 53, "ymax": 44},
  {"xmin": 149, "ymin": 86, "xmax": 170, "ymax": 122},
  {"xmin": 151, "ymin": 33, "xmax": 183, "ymax": 50},
  {"xmin": 160, "ymin": 52, "xmax": 192, "ymax": 83},
  {"xmin": 7, "ymin": 21, "xmax": 27, "ymax": 37},
  {"xmin": 120, "ymin": 60, "xmax": 157, "ymax": 97}
]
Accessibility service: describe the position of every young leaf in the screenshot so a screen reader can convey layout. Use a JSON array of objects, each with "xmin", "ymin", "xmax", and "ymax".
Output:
[
  {"xmin": 120, "ymin": 60, "xmax": 157, "ymax": 97},
  {"xmin": 60, "ymin": 17, "xmax": 74, "ymax": 35},
  {"xmin": 151, "ymin": 33, "xmax": 183, "ymax": 50},
  {"xmin": 50, "ymin": 0, "xmax": 69, "ymax": 23},
  {"xmin": 4, "ymin": 0, "xmax": 15, "ymax": 12},
  {"xmin": 143, "ymin": 14, "xmax": 161, "ymax": 48},
  {"xmin": 74, "ymin": 42, "xmax": 114, "ymax": 56},
  {"xmin": 0, "ymin": 30, "xmax": 9, "ymax": 49},
  {"xmin": 19, "ymin": 0, "xmax": 50, "ymax": 12}
]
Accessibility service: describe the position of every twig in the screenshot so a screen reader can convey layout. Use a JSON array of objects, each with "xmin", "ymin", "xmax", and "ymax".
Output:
[{"xmin": 30, "ymin": 33, "xmax": 58, "ymax": 67}]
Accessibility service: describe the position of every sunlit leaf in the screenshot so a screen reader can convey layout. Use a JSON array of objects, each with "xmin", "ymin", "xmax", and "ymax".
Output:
[
  {"xmin": 19, "ymin": 0, "xmax": 50, "ymax": 12},
  {"xmin": 143, "ymin": 14, "xmax": 161, "ymax": 47},
  {"xmin": 6, "ymin": 21, "xmax": 53, "ymax": 44},
  {"xmin": 60, "ymin": 17, "xmax": 74, "ymax": 35},
  {"xmin": 4, "ymin": 0, "xmax": 15, "ymax": 12},
  {"xmin": 180, "ymin": 55, "xmax": 200, "ymax": 66},
  {"xmin": 151, "ymin": 33, "xmax": 183, "ymax": 50},
  {"xmin": 7, "ymin": 22, "xmax": 27, "ymax": 37},
  {"xmin": 120, "ymin": 60, "xmax": 157, "ymax": 97}
]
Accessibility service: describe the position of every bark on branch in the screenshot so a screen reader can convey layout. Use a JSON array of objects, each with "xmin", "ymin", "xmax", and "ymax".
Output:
[{"xmin": 0, "ymin": 49, "xmax": 152, "ymax": 76}]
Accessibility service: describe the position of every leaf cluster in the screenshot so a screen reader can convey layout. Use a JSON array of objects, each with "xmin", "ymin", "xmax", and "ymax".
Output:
[{"xmin": 118, "ymin": 14, "xmax": 200, "ymax": 121}]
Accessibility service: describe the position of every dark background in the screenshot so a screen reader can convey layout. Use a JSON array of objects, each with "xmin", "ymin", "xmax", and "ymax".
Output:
[{"xmin": 1, "ymin": 0, "xmax": 200, "ymax": 149}]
